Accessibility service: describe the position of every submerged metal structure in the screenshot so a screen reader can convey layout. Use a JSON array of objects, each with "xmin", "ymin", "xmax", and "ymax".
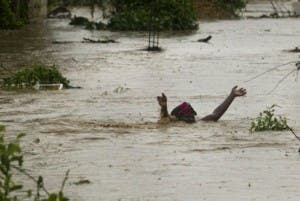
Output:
[
  {"xmin": 147, "ymin": 0, "xmax": 161, "ymax": 51},
  {"xmin": 269, "ymin": 0, "xmax": 293, "ymax": 17}
]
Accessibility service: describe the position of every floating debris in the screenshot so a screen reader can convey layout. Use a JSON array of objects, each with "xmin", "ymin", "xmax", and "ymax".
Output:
[
  {"xmin": 113, "ymin": 86, "xmax": 130, "ymax": 94},
  {"xmin": 73, "ymin": 179, "xmax": 91, "ymax": 185},
  {"xmin": 82, "ymin": 37, "xmax": 117, "ymax": 44},
  {"xmin": 285, "ymin": 47, "xmax": 300, "ymax": 53},
  {"xmin": 52, "ymin": 41, "xmax": 76, "ymax": 44},
  {"xmin": 197, "ymin": 35, "xmax": 212, "ymax": 43},
  {"xmin": 33, "ymin": 83, "xmax": 64, "ymax": 90}
]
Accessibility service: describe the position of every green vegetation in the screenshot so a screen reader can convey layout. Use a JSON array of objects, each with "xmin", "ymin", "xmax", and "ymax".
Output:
[
  {"xmin": 216, "ymin": 0, "xmax": 247, "ymax": 17},
  {"xmin": 193, "ymin": 0, "xmax": 247, "ymax": 19},
  {"xmin": 0, "ymin": 125, "xmax": 5, "ymax": 132},
  {"xmin": 0, "ymin": 0, "xmax": 25, "ymax": 29},
  {"xmin": 85, "ymin": 20, "xmax": 106, "ymax": 30},
  {"xmin": 48, "ymin": 0, "xmax": 105, "ymax": 7},
  {"xmin": 107, "ymin": 0, "xmax": 198, "ymax": 31},
  {"xmin": 0, "ymin": 125, "xmax": 70, "ymax": 201},
  {"xmin": 48, "ymin": 0, "xmax": 106, "ymax": 18},
  {"xmin": 250, "ymin": 105, "xmax": 289, "ymax": 132},
  {"xmin": 69, "ymin": 16, "xmax": 106, "ymax": 30},
  {"xmin": 69, "ymin": 16, "xmax": 89, "ymax": 25},
  {"xmin": 67, "ymin": 0, "xmax": 198, "ymax": 31},
  {"xmin": 1, "ymin": 64, "xmax": 70, "ymax": 89}
]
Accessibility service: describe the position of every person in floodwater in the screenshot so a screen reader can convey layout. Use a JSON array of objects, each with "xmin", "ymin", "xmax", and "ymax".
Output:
[{"xmin": 157, "ymin": 86, "xmax": 247, "ymax": 123}]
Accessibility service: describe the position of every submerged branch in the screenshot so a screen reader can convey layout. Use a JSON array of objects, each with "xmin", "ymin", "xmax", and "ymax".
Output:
[
  {"xmin": 245, "ymin": 61, "xmax": 298, "ymax": 82},
  {"xmin": 287, "ymin": 127, "xmax": 300, "ymax": 142},
  {"xmin": 11, "ymin": 165, "xmax": 50, "ymax": 195},
  {"xmin": 267, "ymin": 69, "xmax": 296, "ymax": 94}
]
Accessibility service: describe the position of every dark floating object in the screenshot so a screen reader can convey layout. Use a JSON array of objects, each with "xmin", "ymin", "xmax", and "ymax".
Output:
[
  {"xmin": 52, "ymin": 41, "xmax": 75, "ymax": 44},
  {"xmin": 286, "ymin": 47, "xmax": 300, "ymax": 53},
  {"xmin": 69, "ymin": 16, "xmax": 107, "ymax": 30},
  {"xmin": 69, "ymin": 16, "xmax": 89, "ymax": 25},
  {"xmin": 65, "ymin": 85, "xmax": 82, "ymax": 89},
  {"xmin": 73, "ymin": 179, "xmax": 91, "ymax": 185},
  {"xmin": 197, "ymin": 35, "xmax": 212, "ymax": 43},
  {"xmin": 47, "ymin": 6, "xmax": 71, "ymax": 19},
  {"xmin": 140, "ymin": 47, "xmax": 163, "ymax": 52},
  {"xmin": 82, "ymin": 37, "xmax": 117, "ymax": 44},
  {"xmin": 146, "ymin": 46, "xmax": 163, "ymax": 52}
]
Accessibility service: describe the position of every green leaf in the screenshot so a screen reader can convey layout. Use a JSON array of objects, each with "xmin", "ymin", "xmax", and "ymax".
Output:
[
  {"xmin": 0, "ymin": 125, "xmax": 5, "ymax": 132},
  {"xmin": 7, "ymin": 143, "xmax": 21, "ymax": 155},
  {"xmin": 27, "ymin": 189, "xmax": 32, "ymax": 197},
  {"xmin": 47, "ymin": 193, "xmax": 58, "ymax": 201},
  {"xmin": 17, "ymin": 133, "xmax": 26, "ymax": 139},
  {"xmin": 10, "ymin": 156, "xmax": 23, "ymax": 166}
]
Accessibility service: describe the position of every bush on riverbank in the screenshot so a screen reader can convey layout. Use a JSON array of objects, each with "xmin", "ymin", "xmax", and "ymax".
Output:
[
  {"xmin": 216, "ymin": 0, "xmax": 247, "ymax": 17},
  {"xmin": 1, "ymin": 64, "xmax": 70, "ymax": 89},
  {"xmin": 67, "ymin": 0, "xmax": 198, "ymax": 31},
  {"xmin": 48, "ymin": 0, "xmax": 104, "ymax": 7},
  {"xmin": 64, "ymin": 0, "xmax": 247, "ymax": 31},
  {"xmin": 193, "ymin": 0, "xmax": 247, "ymax": 19},
  {"xmin": 0, "ymin": 0, "xmax": 24, "ymax": 29},
  {"xmin": 69, "ymin": 16, "xmax": 106, "ymax": 30},
  {"xmin": 107, "ymin": 0, "xmax": 198, "ymax": 31}
]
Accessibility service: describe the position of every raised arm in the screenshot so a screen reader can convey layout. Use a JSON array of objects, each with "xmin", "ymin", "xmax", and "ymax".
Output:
[
  {"xmin": 157, "ymin": 93, "xmax": 169, "ymax": 118},
  {"xmin": 201, "ymin": 86, "xmax": 247, "ymax": 121}
]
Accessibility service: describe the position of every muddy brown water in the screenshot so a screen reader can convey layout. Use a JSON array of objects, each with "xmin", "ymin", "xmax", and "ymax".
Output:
[{"xmin": 0, "ymin": 14, "xmax": 300, "ymax": 201}]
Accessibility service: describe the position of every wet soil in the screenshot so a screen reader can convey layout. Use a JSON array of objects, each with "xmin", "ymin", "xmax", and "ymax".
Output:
[{"xmin": 0, "ymin": 10, "xmax": 300, "ymax": 201}]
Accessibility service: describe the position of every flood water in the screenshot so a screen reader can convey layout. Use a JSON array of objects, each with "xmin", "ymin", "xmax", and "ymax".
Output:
[{"xmin": 0, "ymin": 8, "xmax": 300, "ymax": 201}]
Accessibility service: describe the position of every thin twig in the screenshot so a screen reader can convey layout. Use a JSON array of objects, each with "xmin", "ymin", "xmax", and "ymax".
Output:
[
  {"xmin": 267, "ymin": 69, "xmax": 296, "ymax": 94},
  {"xmin": 60, "ymin": 169, "xmax": 70, "ymax": 192},
  {"xmin": 245, "ymin": 61, "xmax": 298, "ymax": 82},
  {"xmin": 287, "ymin": 126, "xmax": 300, "ymax": 142},
  {"xmin": 11, "ymin": 165, "xmax": 50, "ymax": 195},
  {"xmin": 36, "ymin": 176, "xmax": 42, "ymax": 201}
]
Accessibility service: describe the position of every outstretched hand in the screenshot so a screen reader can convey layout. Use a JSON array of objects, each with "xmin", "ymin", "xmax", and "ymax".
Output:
[
  {"xmin": 157, "ymin": 93, "xmax": 167, "ymax": 106},
  {"xmin": 231, "ymin": 86, "xmax": 247, "ymax": 97}
]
